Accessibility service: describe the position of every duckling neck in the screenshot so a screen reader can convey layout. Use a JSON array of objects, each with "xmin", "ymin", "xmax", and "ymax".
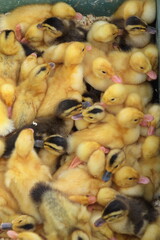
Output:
[{"xmin": 126, "ymin": 32, "xmax": 151, "ymax": 48}]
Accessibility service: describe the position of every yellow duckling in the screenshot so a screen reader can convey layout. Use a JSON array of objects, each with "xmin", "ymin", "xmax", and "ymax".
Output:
[
  {"xmin": 37, "ymin": 42, "xmax": 87, "ymax": 118},
  {"xmin": 67, "ymin": 107, "xmax": 145, "ymax": 153},
  {"xmin": 140, "ymin": 135, "xmax": 160, "ymax": 201},
  {"xmin": 107, "ymin": 49, "xmax": 157, "ymax": 84},
  {"xmin": 0, "ymin": 2, "xmax": 77, "ymax": 41},
  {"xmin": 94, "ymin": 194, "xmax": 159, "ymax": 239},
  {"xmin": 7, "ymin": 230, "xmax": 43, "ymax": 240},
  {"xmin": 5, "ymin": 129, "xmax": 52, "ymax": 223},
  {"xmin": 111, "ymin": 0, "xmax": 156, "ymax": 24},
  {"xmin": 112, "ymin": 166, "xmax": 150, "ymax": 197},
  {"xmin": 101, "ymin": 82, "xmax": 153, "ymax": 114},
  {"xmin": 87, "ymin": 20, "xmax": 121, "ymax": 53},
  {"xmin": 12, "ymin": 62, "xmax": 54, "ymax": 128}
]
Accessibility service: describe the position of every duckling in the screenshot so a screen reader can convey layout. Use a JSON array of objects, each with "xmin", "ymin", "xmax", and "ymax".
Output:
[
  {"xmin": 67, "ymin": 107, "xmax": 145, "ymax": 153},
  {"xmin": 37, "ymin": 42, "xmax": 87, "ymax": 117},
  {"xmin": 30, "ymin": 182, "xmax": 91, "ymax": 240},
  {"xmin": 112, "ymin": 166, "xmax": 150, "ymax": 197},
  {"xmin": 94, "ymin": 194, "xmax": 159, "ymax": 239},
  {"xmin": 139, "ymin": 136, "xmax": 160, "ymax": 201},
  {"xmin": 12, "ymin": 62, "xmax": 54, "ymax": 129},
  {"xmin": 96, "ymin": 187, "xmax": 119, "ymax": 207},
  {"xmin": 7, "ymin": 230, "xmax": 43, "ymax": 240},
  {"xmin": 101, "ymin": 82, "xmax": 153, "ymax": 114},
  {"xmin": 87, "ymin": 20, "xmax": 121, "ymax": 53},
  {"xmin": 0, "ymin": 2, "xmax": 77, "ymax": 41},
  {"xmin": 2, "ymin": 99, "xmax": 82, "ymax": 158},
  {"xmin": 106, "ymin": 49, "xmax": 157, "ymax": 84},
  {"xmin": 141, "ymin": 103, "xmax": 160, "ymax": 136},
  {"xmin": 113, "ymin": 16, "xmax": 156, "ymax": 51},
  {"xmin": 4, "ymin": 129, "xmax": 52, "ymax": 223},
  {"xmin": 111, "ymin": 0, "xmax": 156, "ymax": 24}
]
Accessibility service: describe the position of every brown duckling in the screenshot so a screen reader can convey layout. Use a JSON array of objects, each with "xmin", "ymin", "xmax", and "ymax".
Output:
[
  {"xmin": 94, "ymin": 194, "xmax": 159, "ymax": 239},
  {"xmin": 2, "ymin": 99, "xmax": 82, "ymax": 158}
]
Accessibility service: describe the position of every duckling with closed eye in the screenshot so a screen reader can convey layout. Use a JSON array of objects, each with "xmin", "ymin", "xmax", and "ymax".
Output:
[
  {"xmin": 101, "ymin": 82, "xmax": 153, "ymax": 114},
  {"xmin": 2, "ymin": 99, "xmax": 82, "ymax": 158},
  {"xmin": 113, "ymin": 16, "xmax": 156, "ymax": 51},
  {"xmin": 94, "ymin": 194, "xmax": 159, "ymax": 239}
]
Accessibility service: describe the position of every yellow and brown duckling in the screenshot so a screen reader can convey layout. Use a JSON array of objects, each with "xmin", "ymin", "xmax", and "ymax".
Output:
[{"xmin": 94, "ymin": 194, "xmax": 159, "ymax": 239}]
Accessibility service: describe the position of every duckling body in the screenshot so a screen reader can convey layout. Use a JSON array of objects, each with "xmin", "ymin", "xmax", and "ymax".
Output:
[
  {"xmin": 5, "ymin": 129, "xmax": 52, "ymax": 223},
  {"xmin": 12, "ymin": 62, "xmax": 54, "ymax": 129},
  {"xmin": 95, "ymin": 195, "xmax": 158, "ymax": 238},
  {"xmin": 0, "ymin": 2, "xmax": 76, "ymax": 40},
  {"xmin": 3, "ymin": 99, "xmax": 82, "ymax": 158},
  {"xmin": 107, "ymin": 50, "xmax": 156, "ymax": 84},
  {"xmin": 68, "ymin": 107, "xmax": 144, "ymax": 153},
  {"xmin": 101, "ymin": 82, "xmax": 153, "ymax": 114},
  {"xmin": 111, "ymin": 0, "xmax": 156, "ymax": 24}
]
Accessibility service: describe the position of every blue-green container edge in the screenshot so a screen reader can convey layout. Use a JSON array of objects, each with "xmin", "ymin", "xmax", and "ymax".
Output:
[{"xmin": 0, "ymin": 0, "xmax": 159, "ymax": 102}]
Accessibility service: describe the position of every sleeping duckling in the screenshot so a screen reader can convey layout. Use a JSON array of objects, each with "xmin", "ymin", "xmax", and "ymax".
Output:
[
  {"xmin": 112, "ymin": 166, "xmax": 150, "ymax": 197},
  {"xmin": 67, "ymin": 107, "xmax": 145, "ymax": 153},
  {"xmin": 0, "ymin": 2, "xmax": 77, "ymax": 41},
  {"xmin": 87, "ymin": 20, "xmax": 121, "ymax": 53},
  {"xmin": 12, "ymin": 62, "xmax": 54, "ymax": 129},
  {"xmin": 101, "ymin": 82, "xmax": 153, "ymax": 114},
  {"xmin": 111, "ymin": 0, "xmax": 156, "ymax": 24},
  {"xmin": 4, "ymin": 129, "xmax": 52, "ymax": 223},
  {"xmin": 30, "ymin": 182, "xmax": 91, "ymax": 240},
  {"xmin": 37, "ymin": 42, "xmax": 87, "ymax": 117},
  {"xmin": 2, "ymin": 99, "xmax": 82, "ymax": 158},
  {"xmin": 113, "ymin": 16, "xmax": 156, "ymax": 51},
  {"xmin": 140, "ymin": 135, "xmax": 160, "ymax": 201},
  {"xmin": 141, "ymin": 103, "xmax": 160, "ymax": 136},
  {"xmin": 94, "ymin": 194, "xmax": 159, "ymax": 239},
  {"xmin": 106, "ymin": 49, "xmax": 157, "ymax": 84}
]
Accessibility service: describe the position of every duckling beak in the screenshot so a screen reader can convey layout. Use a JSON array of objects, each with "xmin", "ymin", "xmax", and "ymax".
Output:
[
  {"xmin": 82, "ymin": 101, "xmax": 92, "ymax": 108},
  {"xmin": 71, "ymin": 113, "xmax": 83, "ymax": 120},
  {"xmin": 37, "ymin": 23, "xmax": 43, "ymax": 29},
  {"xmin": 111, "ymin": 75, "xmax": 123, "ymax": 83},
  {"xmin": 138, "ymin": 176, "xmax": 150, "ymax": 184},
  {"xmin": 146, "ymin": 70, "xmax": 157, "ymax": 80},
  {"xmin": 34, "ymin": 139, "xmax": 44, "ymax": 148},
  {"xmin": 147, "ymin": 125, "xmax": 155, "ymax": 136},
  {"xmin": 146, "ymin": 26, "xmax": 156, "ymax": 34},
  {"xmin": 102, "ymin": 171, "xmax": 112, "ymax": 182},
  {"xmin": 140, "ymin": 114, "xmax": 154, "ymax": 127},
  {"xmin": 0, "ymin": 223, "xmax": 13, "ymax": 230},
  {"xmin": 94, "ymin": 217, "xmax": 106, "ymax": 227}
]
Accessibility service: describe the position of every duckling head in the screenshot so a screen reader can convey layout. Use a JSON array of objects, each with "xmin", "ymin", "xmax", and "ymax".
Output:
[
  {"xmin": 125, "ymin": 16, "xmax": 156, "ymax": 35},
  {"xmin": 92, "ymin": 22, "xmax": 120, "ymax": 43},
  {"xmin": 129, "ymin": 52, "xmax": 152, "ymax": 74},
  {"xmin": 82, "ymin": 104, "xmax": 106, "ymax": 123},
  {"xmin": 117, "ymin": 107, "xmax": 144, "ymax": 128},
  {"xmin": 101, "ymin": 84, "xmax": 127, "ymax": 105},
  {"xmin": 35, "ymin": 134, "xmax": 68, "ymax": 156},
  {"xmin": 142, "ymin": 135, "xmax": 160, "ymax": 159},
  {"xmin": 23, "ymin": 24, "xmax": 44, "ymax": 46},
  {"xmin": 0, "ymin": 30, "xmax": 21, "ymax": 55},
  {"xmin": 51, "ymin": 2, "xmax": 76, "ymax": 19},
  {"xmin": 113, "ymin": 166, "xmax": 149, "ymax": 188},
  {"xmin": 94, "ymin": 198, "xmax": 128, "ymax": 226},
  {"xmin": 55, "ymin": 99, "xmax": 82, "ymax": 119},
  {"xmin": 64, "ymin": 42, "xmax": 89, "ymax": 66},
  {"xmin": 102, "ymin": 149, "xmax": 126, "ymax": 182},
  {"xmin": 37, "ymin": 17, "xmax": 64, "ymax": 39},
  {"xmin": 29, "ymin": 62, "xmax": 55, "ymax": 81}
]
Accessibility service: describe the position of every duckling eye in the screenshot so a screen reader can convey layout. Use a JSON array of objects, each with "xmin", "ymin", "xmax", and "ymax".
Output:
[
  {"xmin": 114, "ymin": 165, "xmax": 118, "ymax": 169},
  {"xmin": 89, "ymin": 116, "xmax": 93, "ymax": 119},
  {"xmin": 110, "ymin": 98, "xmax": 115, "ymax": 101},
  {"xmin": 102, "ymin": 71, "xmax": 106, "ymax": 74},
  {"xmin": 134, "ymin": 119, "xmax": 138, "ymax": 122},
  {"xmin": 140, "ymin": 66, "xmax": 144, "ymax": 69},
  {"xmin": 82, "ymin": 48, "xmax": 85, "ymax": 52},
  {"xmin": 128, "ymin": 177, "xmax": 133, "ymax": 180}
]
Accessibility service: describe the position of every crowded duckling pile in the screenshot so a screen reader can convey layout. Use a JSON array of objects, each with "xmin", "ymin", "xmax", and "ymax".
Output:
[{"xmin": 0, "ymin": 0, "xmax": 159, "ymax": 239}]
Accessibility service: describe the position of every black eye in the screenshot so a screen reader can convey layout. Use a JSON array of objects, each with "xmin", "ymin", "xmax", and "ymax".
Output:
[
  {"xmin": 140, "ymin": 66, "xmax": 144, "ymax": 69},
  {"xmin": 114, "ymin": 165, "xmax": 118, "ymax": 168},
  {"xmin": 110, "ymin": 98, "xmax": 115, "ymax": 101},
  {"xmin": 89, "ymin": 116, "xmax": 93, "ymax": 119},
  {"xmin": 82, "ymin": 48, "xmax": 85, "ymax": 52},
  {"xmin": 128, "ymin": 178, "xmax": 133, "ymax": 180},
  {"xmin": 102, "ymin": 71, "xmax": 106, "ymax": 74},
  {"xmin": 134, "ymin": 119, "xmax": 138, "ymax": 122}
]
